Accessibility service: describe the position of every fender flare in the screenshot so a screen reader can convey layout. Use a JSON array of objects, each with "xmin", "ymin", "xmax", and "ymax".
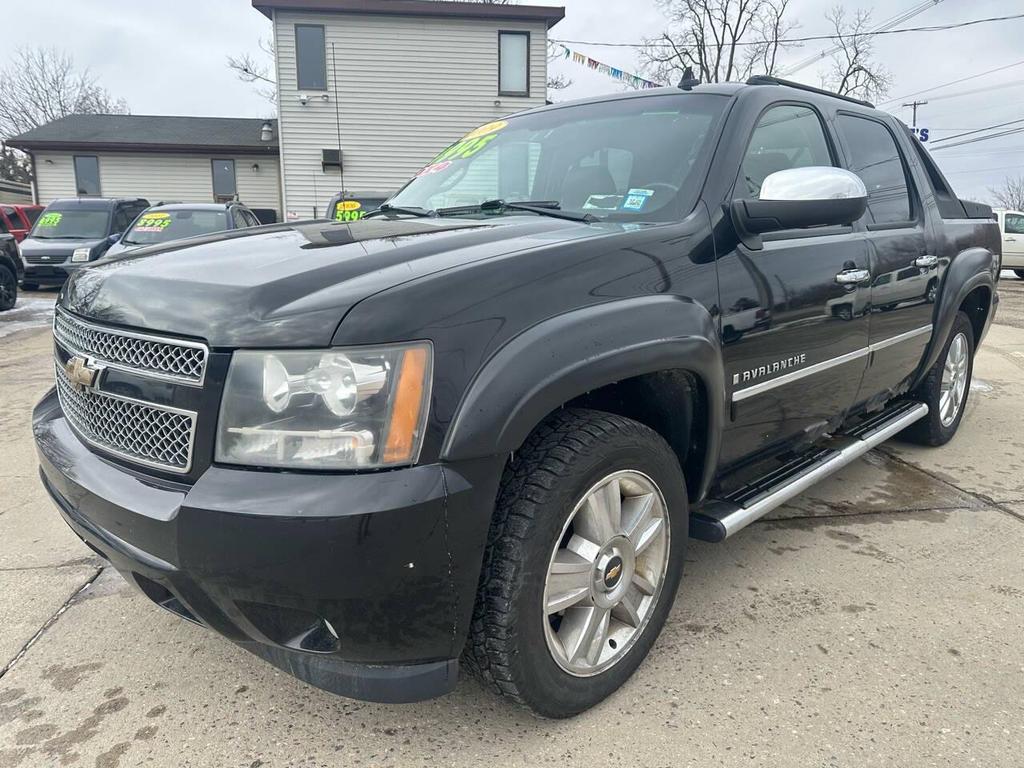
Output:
[
  {"xmin": 915, "ymin": 247, "xmax": 995, "ymax": 387},
  {"xmin": 440, "ymin": 295, "xmax": 725, "ymax": 502}
]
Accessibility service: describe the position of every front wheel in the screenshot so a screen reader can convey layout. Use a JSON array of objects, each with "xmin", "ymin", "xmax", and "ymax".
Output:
[
  {"xmin": 0, "ymin": 265, "xmax": 16, "ymax": 311},
  {"xmin": 464, "ymin": 409, "xmax": 687, "ymax": 718},
  {"xmin": 903, "ymin": 311, "xmax": 974, "ymax": 446}
]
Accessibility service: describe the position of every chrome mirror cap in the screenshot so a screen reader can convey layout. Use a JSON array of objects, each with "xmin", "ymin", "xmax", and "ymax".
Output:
[{"xmin": 760, "ymin": 166, "xmax": 868, "ymax": 202}]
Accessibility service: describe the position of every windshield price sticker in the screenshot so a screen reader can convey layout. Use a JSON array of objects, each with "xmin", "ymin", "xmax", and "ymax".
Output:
[
  {"xmin": 582, "ymin": 195, "xmax": 623, "ymax": 211},
  {"xmin": 416, "ymin": 160, "xmax": 453, "ymax": 178},
  {"xmin": 135, "ymin": 212, "xmax": 172, "ymax": 233},
  {"xmin": 334, "ymin": 200, "xmax": 365, "ymax": 222},
  {"xmin": 431, "ymin": 120, "xmax": 509, "ymax": 165},
  {"xmin": 38, "ymin": 212, "xmax": 63, "ymax": 228}
]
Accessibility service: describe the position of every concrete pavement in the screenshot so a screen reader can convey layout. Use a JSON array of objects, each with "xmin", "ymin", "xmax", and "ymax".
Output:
[{"xmin": 0, "ymin": 313, "xmax": 1022, "ymax": 767}]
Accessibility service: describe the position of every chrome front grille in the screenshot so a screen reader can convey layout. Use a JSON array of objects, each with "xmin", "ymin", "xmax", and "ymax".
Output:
[
  {"xmin": 54, "ymin": 308, "xmax": 208, "ymax": 385},
  {"xmin": 24, "ymin": 253, "xmax": 68, "ymax": 265},
  {"xmin": 55, "ymin": 362, "xmax": 197, "ymax": 473}
]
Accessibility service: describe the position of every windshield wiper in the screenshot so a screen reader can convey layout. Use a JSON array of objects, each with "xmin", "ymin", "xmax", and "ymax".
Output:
[
  {"xmin": 363, "ymin": 204, "xmax": 435, "ymax": 219},
  {"xmin": 437, "ymin": 199, "xmax": 597, "ymax": 223}
]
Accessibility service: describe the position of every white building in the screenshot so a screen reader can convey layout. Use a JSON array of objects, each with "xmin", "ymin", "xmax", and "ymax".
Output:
[
  {"xmin": 255, "ymin": 0, "xmax": 564, "ymax": 218},
  {"xmin": 8, "ymin": 115, "xmax": 283, "ymax": 221}
]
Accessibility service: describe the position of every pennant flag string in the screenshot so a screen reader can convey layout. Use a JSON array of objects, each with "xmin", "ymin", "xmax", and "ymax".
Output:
[{"xmin": 559, "ymin": 44, "xmax": 663, "ymax": 90}]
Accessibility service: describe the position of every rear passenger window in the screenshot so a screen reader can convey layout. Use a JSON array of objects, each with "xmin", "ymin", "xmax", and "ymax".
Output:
[
  {"xmin": 739, "ymin": 105, "xmax": 833, "ymax": 199},
  {"xmin": 836, "ymin": 115, "xmax": 912, "ymax": 225},
  {"xmin": 1005, "ymin": 214, "xmax": 1024, "ymax": 234}
]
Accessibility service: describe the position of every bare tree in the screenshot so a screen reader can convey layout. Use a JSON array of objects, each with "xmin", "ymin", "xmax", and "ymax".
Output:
[
  {"xmin": 820, "ymin": 5, "xmax": 891, "ymax": 102},
  {"xmin": 990, "ymin": 175, "xmax": 1024, "ymax": 211},
  {"xmin": 640, "ymin": 0, "xmax": 798, "ymax": 85},
  {"xmin": 227, "ymin": 38, "xmax": 277, "ymax": 106},
  {"xmin": 0, "ymin": 47, "xmax": 128, "ymax": 140}
]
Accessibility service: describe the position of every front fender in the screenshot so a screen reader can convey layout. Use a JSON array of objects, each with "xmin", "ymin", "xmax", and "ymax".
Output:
[
  {"xmin": 916, "ymin": 246, "xmax": 995, "ymax": 386},
  {"xmin": 441, "ymin": 295, "xmax": 725, "ymax": 502}
]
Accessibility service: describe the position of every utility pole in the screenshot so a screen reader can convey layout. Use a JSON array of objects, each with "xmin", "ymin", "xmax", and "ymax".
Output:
[{"xmin": 902, "ymin": 100, "xmax": 928, "ymax": 127}]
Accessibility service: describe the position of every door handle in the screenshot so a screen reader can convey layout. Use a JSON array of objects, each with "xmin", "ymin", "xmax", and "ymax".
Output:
[
  {"xmin": 835, "ymin": 268, "xmax": 870, "ymax": 285},
  {"xmin": 914, "ymin": 254, "xmax": 938, "ymax": 268},
  {"xmin": 1006, "ymin": 237, "xmax": 1017, "ymax": 242}
]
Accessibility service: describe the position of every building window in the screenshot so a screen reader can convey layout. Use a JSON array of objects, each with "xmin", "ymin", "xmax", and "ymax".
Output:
[
  {"xmin": 211, "ymin": 159, "xmax": 237, "ymax": 202},
  {"xmin": 296, "ymin": 24, "xmax": 327, "ymax": 91},
  {"xmin": 73, "ymin": 155, "xmax": 101, "ymax": 196},
  {"xmin": 498, "ymin": 31, "xmax": 529, "ymax": 96}
]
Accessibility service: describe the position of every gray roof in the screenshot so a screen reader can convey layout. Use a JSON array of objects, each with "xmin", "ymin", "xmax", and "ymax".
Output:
[
  {"xmin": 6, "ymin": 115, "xmax": 279, "ymax": 155},
  {"xmin": 253, "ymin": 0, "xmax": 564, "ymax": 26}
]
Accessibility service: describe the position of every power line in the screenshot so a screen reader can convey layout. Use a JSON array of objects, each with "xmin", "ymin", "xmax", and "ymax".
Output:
[
  {"xmin": 931, "ymin": 125, "xmax": 1024, "ymax": 151},
  {"xmin": 930, "ymin": 118, "xmax": 1024, "ymax": 145},
  {"xmin": 551, "ymin": 13, "xmax": 1024, "ymax": 49},
  {"xmin": 879, "ymin": 58, "xmax": 1024, "ymax": 105},
  {"xmin": 779, "ymin": 0, "xmax": 944, "ymax": 77}
]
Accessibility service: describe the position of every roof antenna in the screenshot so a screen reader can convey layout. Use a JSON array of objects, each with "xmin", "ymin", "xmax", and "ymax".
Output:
[{"xmin": 677, "ymin": 66, "xmax": 700, "ymax": 90}]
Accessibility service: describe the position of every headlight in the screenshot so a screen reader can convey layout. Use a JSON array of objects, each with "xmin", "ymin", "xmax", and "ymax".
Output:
[
  {"xmin": 71, "ymin": 248, "xmax": 92, "ymax": 263},
  {"xmin": 216, "ymin": 342, "xmax": 432, "ymax": 470}
]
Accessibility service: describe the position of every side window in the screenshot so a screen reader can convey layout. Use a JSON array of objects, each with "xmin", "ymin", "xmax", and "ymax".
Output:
[
  {"xmin": 73, "ymin": 155, "xmax": 101, "ymax": 196},
  {"xmin": 112, "ymin": 207, "xmax": 131, "ymax": 234},
  {"xmin": 1005, "ymin": 214, "xmax": 1024, "ymax": 234},
  {"xmin": 498, "ymin": 31, "xmax": 530, "ymax": 96},
  {"xmin": 295, "ymin": 24, "xmax": 327, "ymax": 90},
  {"xmin": 231, "ymin": 208, "xmax": 247, "ymax": 228},
  {"xmin": 245, "ymin": 210, "xmax": 260, "ymax": 227},
  {"xmin": 835, "ymin": 114, "xmax": 912, "ymax": 225},
  {"xmin": 739, "ymin": 105, "xmax": 833, "ymax": 199}
]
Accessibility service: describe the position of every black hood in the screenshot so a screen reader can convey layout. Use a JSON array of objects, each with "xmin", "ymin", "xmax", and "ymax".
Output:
[
  {"xmin": 21, "ymin": 236, "xmax": 107, "ymax": 258},
  {"xmin": 60, "ymin": 217, "xmax": 605, "ymax": 348}
]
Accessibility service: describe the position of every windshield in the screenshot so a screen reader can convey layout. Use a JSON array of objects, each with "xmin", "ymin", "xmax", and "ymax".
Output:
[
  {"xmin": 121, "ymin": 209, "xmax": 229, "ymax": 245},
  {"xmin": 387, "ymin": 93, "xmax": 727, "ymax": 222},
  {"xmin": 31, "ymin": 209, "xmax": 110, "ymax": 239}
]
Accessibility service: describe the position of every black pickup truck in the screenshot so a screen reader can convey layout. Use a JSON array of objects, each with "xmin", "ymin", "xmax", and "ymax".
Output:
[{"xmin": 33, "ymin": 77, "xmax": 998, "ymax": 718}]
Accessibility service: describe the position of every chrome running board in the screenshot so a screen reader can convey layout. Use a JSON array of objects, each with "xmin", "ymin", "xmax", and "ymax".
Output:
[{"xmin": 690, "ymin": 401, "xmax": 929, "ymax": 542}]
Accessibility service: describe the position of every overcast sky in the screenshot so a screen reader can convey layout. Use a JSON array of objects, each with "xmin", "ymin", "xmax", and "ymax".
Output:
[{"xmin": 8, "ymin": 0, "xmax": 1023, "ymax": 202}]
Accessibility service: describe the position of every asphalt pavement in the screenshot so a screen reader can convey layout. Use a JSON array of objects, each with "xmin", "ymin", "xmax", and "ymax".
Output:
[{"xmin": 0, "ymin": 287, "xmax": 1022, "ymax": 767}]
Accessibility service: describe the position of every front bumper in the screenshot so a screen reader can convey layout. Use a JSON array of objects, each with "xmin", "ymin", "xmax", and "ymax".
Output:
[
  {"xmin": 23, "ymin": 263, "xmax": 71, "ymax": 285},
  {"xmin": 33, "ymin": 388, "xmax": 501, "ymax": 703}
]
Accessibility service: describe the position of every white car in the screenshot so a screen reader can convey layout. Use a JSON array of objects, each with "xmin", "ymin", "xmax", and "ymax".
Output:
[{"xmin": 994, "ymin": 208, "xmax": 1023, "ymax": 277}]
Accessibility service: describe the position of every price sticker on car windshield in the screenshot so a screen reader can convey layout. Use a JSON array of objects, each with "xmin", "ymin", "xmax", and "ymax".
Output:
[
  {"xmin": 334, "ymin": 199, "xmax": 365, "ymax": 222},
  {"xmin": 430, "ymin": 120, "xmax": 508, "ymax": 166},
  {"xmin": 38, "ymin": 212, "xmax": 63, "ymax": 228},
  {"xmin": 134, "ymin": 212, "xmax": 172, "ymax": 233}
]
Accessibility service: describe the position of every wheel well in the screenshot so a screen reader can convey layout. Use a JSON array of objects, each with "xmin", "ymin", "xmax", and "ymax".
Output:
[
  {"xmin": 562, "ymin": 370, "xmax": 707, "ymax": 501},
  {"xmin": 959, "ymin": 286, "xmax": 991, "ymax": 346}
]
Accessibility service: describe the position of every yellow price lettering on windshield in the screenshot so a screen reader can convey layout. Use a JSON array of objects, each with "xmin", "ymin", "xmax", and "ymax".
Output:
[
  {"xmin": 335, "ymin": 201, "xmax": 364, "ymax": 222},
  {"xmin": 135, "ymin": 213, "xmax": 172, "ymax": 233},
  {"xmin": 38, "ymin": 212, "xmax": 63, "ymax": 227},
  {"xmin": 432, "ymin": 132, "xmax": 500, "ymax": 164},
  {"xmin": 462, "ymin": 120, "xmax": 507, "ymax": 140}
]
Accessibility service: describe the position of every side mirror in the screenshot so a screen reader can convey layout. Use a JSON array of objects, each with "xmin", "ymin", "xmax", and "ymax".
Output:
[
  {"xmin": 732, "ymin": 166, "xmax": 867, "ymax": 247},
  {"xmin": 107, "ymin": 233, "xmax": 122, "ymax": 244}
]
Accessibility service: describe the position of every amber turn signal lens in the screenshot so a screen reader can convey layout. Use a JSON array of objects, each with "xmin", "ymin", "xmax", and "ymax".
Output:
[{"xmin": 383, "ymin": 346, "xmax": 429, "ymax": 463}]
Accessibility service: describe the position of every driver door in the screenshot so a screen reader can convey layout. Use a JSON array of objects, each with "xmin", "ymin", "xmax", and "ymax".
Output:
[{"xmin": 718, "ymin": 103, "xmax": 872, "ymax": 468}]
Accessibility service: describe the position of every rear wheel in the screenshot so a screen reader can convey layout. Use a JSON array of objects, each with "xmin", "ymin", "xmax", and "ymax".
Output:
[
  {"xmin": 903, "ymin": 311, "xmax": 974, "ymax": 446},
  {"xmin": 0, "ymin": 265, "xmax": 16, "ymax": 311},
  {"xmin": 464, "ymin": 409, "xmax": 687, "ymax": 718}
]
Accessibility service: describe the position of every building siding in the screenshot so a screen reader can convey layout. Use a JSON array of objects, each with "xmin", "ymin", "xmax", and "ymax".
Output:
[
  {"xmin": 33, "ymin": 152, "xmax": 282, "ymax": 214},
  {"xmin": 273, "ymin": 9, "xmax": 550, "ymax": 218}
]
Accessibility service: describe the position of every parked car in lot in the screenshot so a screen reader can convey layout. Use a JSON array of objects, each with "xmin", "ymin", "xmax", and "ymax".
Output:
[
  {"xmin": 19, "ymin": 197, "xmax": 149, "ymax": 288},
  {"xmin": 0, "ymin": 232, "xmax": 21, "ymax": 311},
  {"xmin": 325, "ymin": 191, "xmax": 390, "ymax": 222},
  {"xmin": 994, "ymin": 208, "xmax": 1024, "ymax": 278},
  {"xmin": 0, "ymin": 203, "xmax": 44, "ymax": 242},
  {"xmin": 34, "ymin": 78, "xmax": 999, "ymax": 718},
  {"xmin": 105, "ymin": 202, "xmax": 261, "ymax": 257}
]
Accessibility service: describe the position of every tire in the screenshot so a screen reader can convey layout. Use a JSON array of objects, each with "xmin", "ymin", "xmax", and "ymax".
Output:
[
  {"xmin": 464, "ymin": 408, "xmax": 687, "ymax": 718},
  {"xmin": 0, "ymin": 265, "xmax": 16, "ymax": 311},
  {"xmin": 903, "ymin": 311, "xmax": 974, "ymax": 446},
  {"xmin": 1015, "ymin": 270, "xmax": 1024, "ymax": 280}
]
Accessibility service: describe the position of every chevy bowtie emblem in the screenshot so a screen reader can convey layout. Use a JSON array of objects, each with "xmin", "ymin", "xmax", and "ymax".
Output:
[{"xmin": 64, "ymin": 356, "xmax": 100, "ymax": 392}]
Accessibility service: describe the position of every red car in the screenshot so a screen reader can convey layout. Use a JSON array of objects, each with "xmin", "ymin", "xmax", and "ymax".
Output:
[{"xmin": 0, "ymin": 204, "xmax": 44, "ymax": 242}]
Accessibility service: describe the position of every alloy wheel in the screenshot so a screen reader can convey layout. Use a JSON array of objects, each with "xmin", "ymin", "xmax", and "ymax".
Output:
[
  {"xmin": 939, "ymin": 331, "xmax": 969, "ymax": 427},
  {"xmin": 542, "ymin": 470, "xmax": 670, "ymax": 677}
]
